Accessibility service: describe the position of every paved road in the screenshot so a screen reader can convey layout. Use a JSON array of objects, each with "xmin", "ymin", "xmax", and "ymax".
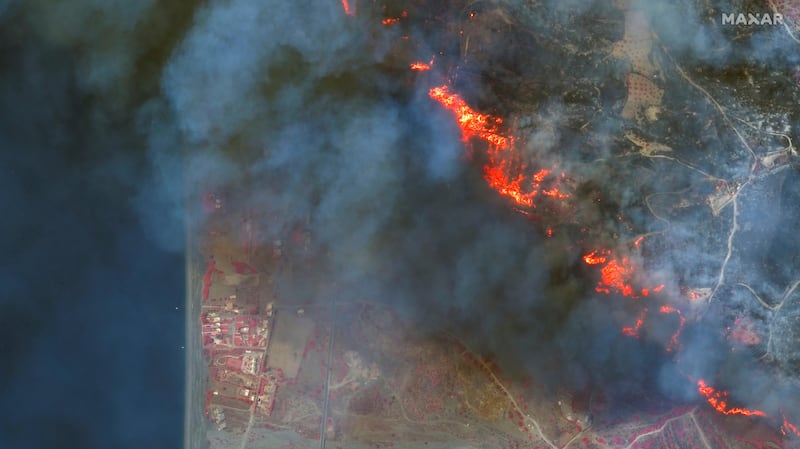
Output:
[{"xmin": 319, "ymin": 300, "xmax": 337, "ymax": 449}]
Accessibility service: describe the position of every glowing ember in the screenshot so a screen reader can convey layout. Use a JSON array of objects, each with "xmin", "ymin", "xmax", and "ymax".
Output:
[
  {"xmin": 428, "ymin": 86, "xmax": 510, "ymax": 146},
  {"xmin": 483, "ymin": 164, "xmax": 536, "ymax": 207},
  {"xmin": 582, "ymin": 250, "xmax": 663, "ymax": 299},
  {"xmin": 583, "ymin": 249, "xmax": 610, "ymax": 265},
  {"xmin": 697, "ymin": 380, "xmax": 767, "ymax": 417},
  {"xmin": 728, "ymin": 317, "xmax": 762, "ymax": 346},
  {"xmin": 532, "ymin": 169, "xmax": 550, "ymax": 183},
  {"xmin": 341, "ymin": 0, "xmax": 355, "ymax": 16},
  {"xmin": 427, "ymin": 85, "xmax": 571, "ymax": 208},
  {"xmin": 622, "ymin": 308, "xmax": 648, "ymax": 338},
  {"xmin": 542, "ymin": 188, "xmax": 569, "ymax": 199},
  {"xmin": 409, "ymin": 16, "xmax": 797, "ymax": 438},
  {"xmin": 382, "ymin": 17, "xmax": 400, "ymax": 25},
  {"xmin": 531, "ymin": 169, "xmax": 570, "ymax": 201},
  {"xmin": 430, "ymin": 86, "xmax": 524, "ymax": 203},
  {"xmin": 410, "ymin": 62, "xmax": 431, "ymax": 71},
  {"xmin": 782, "ymin": 414, "xmax": 800, "ymax": 438},
  {"xmin": 658, "ymin": 305, "xmax": 685, "ymax": 352},
  {"xmin": 640, "ymin": 284, "xmax": 664, "ymax": 297},
  {"xmin": 685, "ymin": 287, "xmax": 711, "ymax": 301},
  {"xmin": 598, "ymin": 257, "xmax": 635, "ymax": 297}
]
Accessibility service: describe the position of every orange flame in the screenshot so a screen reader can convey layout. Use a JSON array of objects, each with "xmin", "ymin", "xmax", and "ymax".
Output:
[
  {"xmin": 782, "ymin": 414, "xmax": 800, "ymax": 438},
  {"xmin": 410, "ymin": 62, "xmax": 431, "ymax": 71},
  {"xmin": 641, "ymin": 284, "xmax": 665, "ymax": 296},
  {"xmin": 658, "ymin": 305, "xmax": 685, "ymax": 352},
  {"xmin": 341, "ymin": 0, "xmax": 355, "ymax": 16},
  {"xmin": 697, "ymin": 380, "xmax": 766, "ymax": 417},
  {"xmin": 406, "ymin": 17, "xmax": 799, "ymax": 439},
  {"xmin": 582, "ymin": 250, "xmax": 664, "ymax": 299},
  {"xmin": 483, "ymin": 165, "xmax": 536, "ymax": 207},
  {"xmin": 583, "ymin": 249, "xmax": 610, "ymax": 265},
  {"xmin": 429, "ymin": 86, "xmax": 525, "ymax": 205},
  {"xmin": 622, "ymin": 308, "xmax": 648, "ymax": 338},
  {"xmin": 427, "ymin": 85, "xmax": 570, "ymax": 208},
  {"xmin": 542, "ymin": 188, "xmax": 569, "ymax": 199},
  {"xmin": 598, "ymin": 257, "xmax": 635, "ymax": 297},
  {"xmin": 428, "ymin": 86, "xmax": 509, "ymax": 146}
]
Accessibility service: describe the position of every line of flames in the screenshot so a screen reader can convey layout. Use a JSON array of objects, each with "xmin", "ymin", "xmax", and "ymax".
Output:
[
  {"xmin": 425, "ymin": 79, "xmax": 792, "ymax": 434},
  {"xmin": 376, "ymin": 5, "xmax": 799, "ymax": 436},
  {"xmin": 428, "ymin": 85, "xmax": 568, "ymax": 208}
]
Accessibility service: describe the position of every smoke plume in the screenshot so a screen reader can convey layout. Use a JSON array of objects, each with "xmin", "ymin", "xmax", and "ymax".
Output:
[{"xmin": 3, "ymin": 0, "xmax": 800, "ymax": 447}]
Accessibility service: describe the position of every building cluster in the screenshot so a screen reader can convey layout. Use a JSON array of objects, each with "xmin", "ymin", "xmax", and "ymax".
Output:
[
  {"xmin": 199, "ymin": 196, "xmax": 316, "ymax": 432},
  {"xmin": 201, "ymin": 288, "xmax": 278, "ymax": 428},
  {"xmin": 256, "ymin": 372, "xmax": 280, "ymax": 416},
  {"xmin": 201, "ymin": 298, "xmax": 270, "ymax": 349}
]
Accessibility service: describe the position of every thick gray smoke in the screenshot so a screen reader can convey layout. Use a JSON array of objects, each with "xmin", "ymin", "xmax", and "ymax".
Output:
[
  {"xmin": 5, "ymin": 0, "xmax": 799, "ymax": 446},
  {"xmin": 116, "ymin": 0, "xmax": 669, "ymax": 415},
  {"xmin": 156, "ymin": 0, "xmax": 800, "ymax": 423}
]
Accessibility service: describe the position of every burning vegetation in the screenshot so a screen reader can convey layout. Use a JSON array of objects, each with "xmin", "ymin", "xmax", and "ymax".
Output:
[
  {"xmin": 697, "ymin": 380, "xmax": 767, "ymax": 418},
  {"xmin": 408, "ymin": 11, "xmax": 798, "ymax": 441},
  {"xmin": 335, "ymin": 0, "xmax": 800, "ymax": 440},
  {"xmin": 340, "ymin": 0, "xmax": 356, "ymax": 16},
  {"xmin": 424, "ymin": 69, "xmax": 798, "ymax": 437},
  {"xmin": 427, "ymin": 85, "xmax": 569, "ymax": 209}
]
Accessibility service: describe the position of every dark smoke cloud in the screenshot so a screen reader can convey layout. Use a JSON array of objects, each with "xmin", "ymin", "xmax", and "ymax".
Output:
[
  {"xmin": 4, "ymin": 0, "xmax": 799, "ymax": 446},
  {"xmin": 160, "ymin": 0, "xmax": 800, "ymax": 425},
  {"xmin": 154, "ymin": 0, "xmax": 685, "ymax": 409}
]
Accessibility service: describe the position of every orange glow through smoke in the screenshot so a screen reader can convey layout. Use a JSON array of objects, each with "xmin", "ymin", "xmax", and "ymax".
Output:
[
  {"xmin": 697, "ymin": 380, "xmax": 766, "ymax": 417},
  {"xmin": 341, "ymin": 0, "xmax": 355, "ymax": 16},
  {"xmin": 582, "ymin": 249, "xmax": 664, "ymax": 299},
  {"xmin": 410, "ymin": 62, "xmax": 431, "ymax": 71},
  {"xmin": 622, "ymin": 308, "xmax": 648, "ymax": 338},
  {"xmin": 428, "ymin": 85, "xmax": 569, "ymax": 208},
  {"xmin": 384, "ymin": 10, "xmax": 408, "ymax": 23},
  {"xmin": 428, "ymin": 86, "xmax": 510, "ymax": 147},
  {"xmin": 408, "ymin": 21, "xmax": 800, "ymax": 438},
  {"xmin": 583, "ymin": 249, "xmax": 609, "ymax": 265},
  {"xmin": 410, "ymin": 57, "xmax": 434, "ymax": 71},
  {"xmin": 783, "ymin": 414, "xmax": 800, "ymax": 438},
  {"xmin": 658, "ymin": 305, "xmax": 685, "ymax": 352},
  {"xmin": 597, "ymin": 256, "xmax": 635, "ymax": 297}
]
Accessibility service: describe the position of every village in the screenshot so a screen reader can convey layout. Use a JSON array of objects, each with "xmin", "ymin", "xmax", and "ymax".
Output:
[
  {"xmin": 195, "ymin": 187, "xmax": 403, "ymax": 449},
  {"xmin": 192, "ymin": 186, "xmax": 800, "ymax": 449},
  {"xmin": 197, "ymin": 189, "xmax": 318, "ymax": 436}
]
